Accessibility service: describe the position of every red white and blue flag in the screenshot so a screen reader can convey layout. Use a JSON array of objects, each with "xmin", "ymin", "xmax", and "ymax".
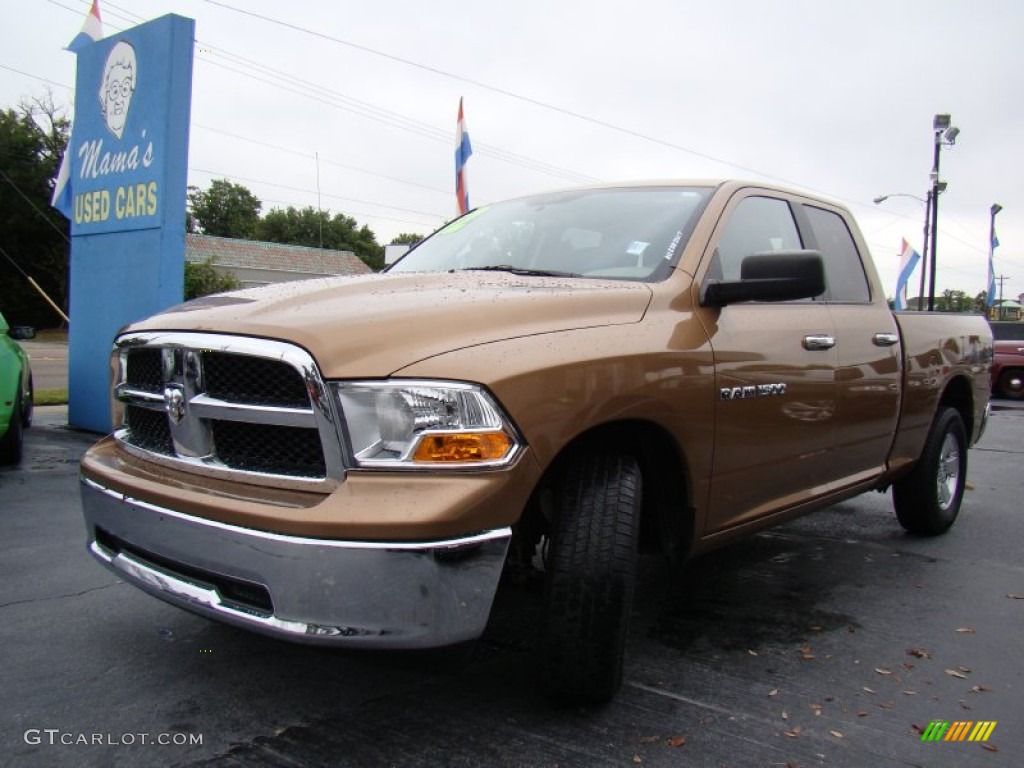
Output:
[
  {"xmin": 66, "ymin": 0, "xmax": 103, "ymax": 54},
  {"xmin": 894, "ymin": 238, "xmax": 921, "ymax": 311},
  {"xmin": 53, "ymin": 0, "xmax": 104, "ymax": 215},
  {"xmin": 455, "ymin": 97, "xmax": 473, "ymax": 215},
  {"xmin": 986, "ymin": 227, "xmax": 999, "ymax": 307}
]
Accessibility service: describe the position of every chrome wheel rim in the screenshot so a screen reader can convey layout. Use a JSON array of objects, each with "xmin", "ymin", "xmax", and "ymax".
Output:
[{"xmin": 936, "ymin": 433, "xmax": 960, "ymax": 511}]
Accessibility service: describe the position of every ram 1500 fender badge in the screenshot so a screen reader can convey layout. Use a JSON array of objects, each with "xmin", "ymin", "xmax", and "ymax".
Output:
[{"xmin": 720, "ymin": 383, "xmax": 787, "ymax": 401}]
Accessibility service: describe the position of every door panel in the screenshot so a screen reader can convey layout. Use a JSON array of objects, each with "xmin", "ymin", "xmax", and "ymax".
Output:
[
  {"xmin": 696, "ymin": 192, "xmax": 842, "ymax": 533},
  {"xmin": 703, "ymin": 303, "xmax": 837, "ymax": 533},
  {"xmin": 827, "ymin": 304, "xmax": 901, "ymax": 486},
  {"xmin": 799, "ymin": 203, "xmax": 902, "ymax": 486}
]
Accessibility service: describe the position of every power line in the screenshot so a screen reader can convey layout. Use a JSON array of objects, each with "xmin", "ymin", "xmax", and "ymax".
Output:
[
  {"xmin": 249, "ymin": 193, "xmax": 435, "ymax": 231},
  {"xmin": 30, "ymin": 1, "xmax": 1024, "ymax": 276},
  {"xmin": 0, "ymin": 167, "xmax": 70, "ymax": 243},
  {"xmin": 188, "ymin": 167, "xmax": 444, "ymax": 224},
  {"xmin": 192, "ymin": 124, "xmax": 452, "ymax": 197},
  {"xmin": 0, "ymin": 63, "xmax": 72, "ymax": 92},
  {"xmin": 194, "ymin": 55, "xmax": 597, "ymax": 185},
  {"xmin": 201, "ymin": 0, "xmax": 831, "ymax": 192},
  {"xmin": 52, "ymin": 0, "xmax": 598, "ymax": 186}
]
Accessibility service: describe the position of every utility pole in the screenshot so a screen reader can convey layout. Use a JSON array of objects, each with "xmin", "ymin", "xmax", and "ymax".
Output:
[
  {"xmin": 994, "ymin": 274, "xmax": 1009, "ymax": 320},
  {"xmin": 315, "ymin": 151, "xmax": 323, "ymax": 249}
]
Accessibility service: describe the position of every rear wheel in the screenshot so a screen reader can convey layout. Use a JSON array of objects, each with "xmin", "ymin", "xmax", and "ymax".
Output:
[
  {"xmin": 892, "ymin": 407, "xmax": 967, "ymax": 536},
  {"xmin": 541, "ymin": 452, "xmax": 642, "ymax": 705},
  {"xmin": 996, "ymin": 368, "xmax": 1024, "ymax": 400},
  {"xmin": 0, "ymin": 392, "xmax": 24, "ymax": 465}
]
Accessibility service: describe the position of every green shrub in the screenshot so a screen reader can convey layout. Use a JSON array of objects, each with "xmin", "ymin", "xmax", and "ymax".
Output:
[{"xmin": 184, "ymin": 260, "xmax": 240, "ymax": 300}]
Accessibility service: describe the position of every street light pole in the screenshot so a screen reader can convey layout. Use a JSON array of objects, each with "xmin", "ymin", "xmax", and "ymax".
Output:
[
  {"xmin": 873, "ymin": 191, "xmax": 931, "ymax": 310},
  {"xmin": 919, "ymin": 189, "xmax": 931, "ymax": 310}
]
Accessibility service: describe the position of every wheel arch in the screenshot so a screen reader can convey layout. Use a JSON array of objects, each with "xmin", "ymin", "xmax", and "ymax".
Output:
[
  {"xmin": 938, "ymin": 374, "xmax": 974, "ymax": 438},
  {"xmin": 523, "ymin": 418, "xmax": 695, "ymax": 561}
]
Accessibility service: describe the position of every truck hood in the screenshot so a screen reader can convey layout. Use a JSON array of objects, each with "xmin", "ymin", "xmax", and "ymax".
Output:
[{"xmin": 129, "ymin": 272, "xmax": 653, "ymax": 377}]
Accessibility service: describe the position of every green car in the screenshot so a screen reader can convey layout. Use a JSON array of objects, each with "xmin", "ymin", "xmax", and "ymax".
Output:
[{"xmin": 0, "ymin": 311, "xmax": 34, "ymax": 464}]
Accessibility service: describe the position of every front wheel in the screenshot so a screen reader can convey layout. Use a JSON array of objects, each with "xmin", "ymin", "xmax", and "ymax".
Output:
[
  {"xmin": 541, "ymin": 452, "xmax": 642, "ymax": 705},
  {"xmin": 996, "ymin": 368, "xmax": 1024, "ymax": 400},
  {"xmin": 892, "ymin": 407, "xmax": 967, "ymax": 536}
]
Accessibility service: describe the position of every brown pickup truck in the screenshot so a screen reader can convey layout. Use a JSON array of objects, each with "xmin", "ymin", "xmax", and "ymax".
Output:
[{"xmin": 80, "ymin": 181, "xmax": 992, "ymax": 704}]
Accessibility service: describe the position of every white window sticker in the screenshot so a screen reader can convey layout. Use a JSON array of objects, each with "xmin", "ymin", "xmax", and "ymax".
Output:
[{"xmin": 665, "ymin": 230, "xmax": 684, "ymax": 260}]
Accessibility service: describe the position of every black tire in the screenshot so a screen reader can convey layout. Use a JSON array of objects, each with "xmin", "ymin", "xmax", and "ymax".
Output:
[
  {"xmin": 0, "ymin": 392, "xmax": 24, "ymax": 465},
  {"xmin": 996, "ymin": 368, "xmax": 1024, "ymax": 400},
  {"xmin": 892, "ymin": 407, "xmax": 967, "ymax": 536},
  {"xmin": 22, "ymin": 374, "xmax": 33, "ymax": 428},
  {"xmin": 541, "ymin": 452, "xmax": 642, "ymax": 705}
]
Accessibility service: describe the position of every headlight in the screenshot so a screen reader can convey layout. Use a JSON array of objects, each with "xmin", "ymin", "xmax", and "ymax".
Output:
[{"xmin": 332, "ymin": 380, "xmax": 521, "ymax": 468}]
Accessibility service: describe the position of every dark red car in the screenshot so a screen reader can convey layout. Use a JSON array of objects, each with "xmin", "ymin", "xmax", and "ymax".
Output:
[{"xmin": 992, "ymin": 340, "xmax": 1024, "ymax": 399}]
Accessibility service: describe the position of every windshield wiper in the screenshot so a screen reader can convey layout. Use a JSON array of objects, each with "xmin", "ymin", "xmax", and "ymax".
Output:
[{"xmin": 459, "ymin": 265, "xmax": 581, "ymax": 278}]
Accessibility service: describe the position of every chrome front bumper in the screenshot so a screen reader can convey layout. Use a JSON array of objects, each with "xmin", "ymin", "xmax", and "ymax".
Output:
[{"xmin": 81, "ymin": 477, "xmax": 510, "ymax": 648}]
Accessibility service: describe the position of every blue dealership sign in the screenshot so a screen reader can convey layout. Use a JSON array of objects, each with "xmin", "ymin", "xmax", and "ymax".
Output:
[{"xmin": 61, "ymin": 15, "xmax": 194, "ymax": 432}]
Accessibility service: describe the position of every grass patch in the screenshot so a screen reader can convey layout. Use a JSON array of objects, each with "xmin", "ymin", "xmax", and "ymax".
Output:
[
  {"xmin": 33, "ymin": 328, "xmax": 69, "ymax": 343},
  {"xmin": 34, "ymin": 389, "xmax": 68, "ymax": 406}
]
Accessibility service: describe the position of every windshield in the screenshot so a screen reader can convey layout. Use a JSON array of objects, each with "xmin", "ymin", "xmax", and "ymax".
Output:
[{"xmin": 389, "ymin": 186, "xmax": 713, "ymax": 281}]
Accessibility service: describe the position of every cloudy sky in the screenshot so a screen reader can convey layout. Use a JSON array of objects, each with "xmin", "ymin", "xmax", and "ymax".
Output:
[{"xmin": 3, "ymin": 0, "xmax": 1022, "ymax": 302}]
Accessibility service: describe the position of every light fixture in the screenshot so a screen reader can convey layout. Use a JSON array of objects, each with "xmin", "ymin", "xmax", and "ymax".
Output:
[{"xmin": 933, "ymin": 113, "xmax": 951, "ymax": 132}]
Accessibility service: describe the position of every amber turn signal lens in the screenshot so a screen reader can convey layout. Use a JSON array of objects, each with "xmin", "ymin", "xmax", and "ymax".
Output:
[{"xmin": 411, "ymin": 431, "xmax": 513, "ymax": 463}]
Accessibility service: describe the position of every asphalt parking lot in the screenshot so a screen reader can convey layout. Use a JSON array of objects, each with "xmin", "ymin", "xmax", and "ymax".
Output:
[{"xmin": 2, "ymin": 403, "xmax": 1021, "ymax": 767}]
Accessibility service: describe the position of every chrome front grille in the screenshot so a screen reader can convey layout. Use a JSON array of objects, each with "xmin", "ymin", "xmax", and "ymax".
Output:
[
  {"xmin": 125, "ymin": 404, "xmax": 174, "ymax": 455},
  {"xmin": 202, "ymin": 352, "xmax": 310, "ymax": 408},
  {"xmin": 113, "ymin": 332, "xmax": 344, "ymax": 488},
  {"xmin": 125, "ymin": 347, "xmax": 163, "ymax": 393},
  {"xmin": 211, "ymin": 419, "xmax": 326, "ymax": 477}
]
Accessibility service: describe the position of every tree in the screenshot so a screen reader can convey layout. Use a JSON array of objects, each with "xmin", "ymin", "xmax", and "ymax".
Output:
[
  {"xmin": 0, "ymin": 95, "xmax": 70, "ymax": 328},
  {"xmin": 938, "ymin": 289, "xmax": 970, "ymax": 313},
  {"xmin": 390, "ymin": 232, "xmax": 426, "ymax": 246},
  {"xmin": 184, "ymin": 259, "xmax": 240, "ymax": 299},
  {"xmin": 187, "ymin": 179, "xmax": 261, "ymax": 239},
  {"xmin": 256, "ymin": 206, "xmax": 384, "ymax": 270}
]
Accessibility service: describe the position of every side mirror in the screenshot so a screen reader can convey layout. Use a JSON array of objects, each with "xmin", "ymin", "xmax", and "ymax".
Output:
[
  {"xmin": 702, "ymin": 250, "xmax": 825, "ymax": 307},
  {"xmin": 9, "ymin": 326, "xmax": 37, "ymax": 341}
]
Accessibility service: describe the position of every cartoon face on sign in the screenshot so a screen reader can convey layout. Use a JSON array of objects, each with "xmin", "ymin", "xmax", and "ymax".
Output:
[{"xmin": 98, "ymin": 41, "xmax": 137, "ymax": 140}]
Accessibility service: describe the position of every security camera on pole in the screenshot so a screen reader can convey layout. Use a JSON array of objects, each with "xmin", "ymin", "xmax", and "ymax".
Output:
[{"xmin": 927, "ymin": 114, "xmax": 959, "ymax": 312}]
